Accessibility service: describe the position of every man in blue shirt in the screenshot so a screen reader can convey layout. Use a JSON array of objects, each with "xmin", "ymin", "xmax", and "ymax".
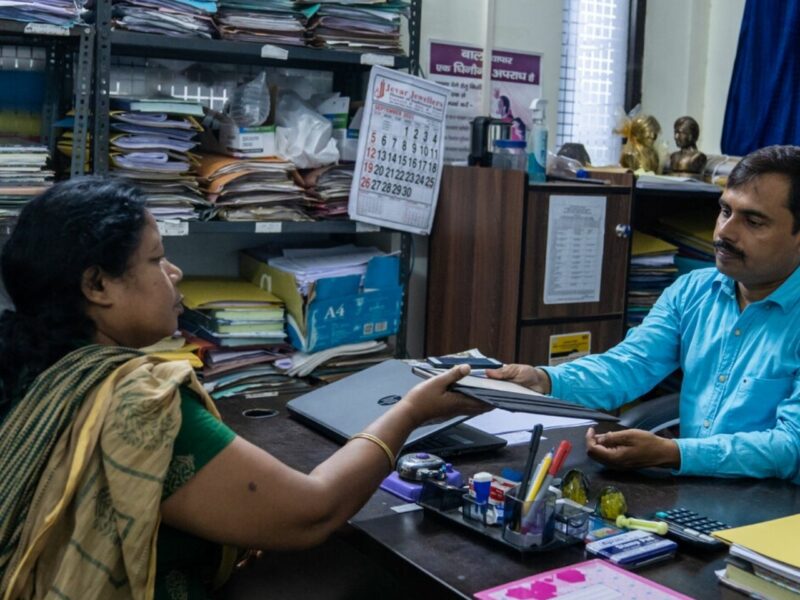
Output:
[{"xmin": 488, "ymin": 145, "xmax": 800, "ymax": 482}]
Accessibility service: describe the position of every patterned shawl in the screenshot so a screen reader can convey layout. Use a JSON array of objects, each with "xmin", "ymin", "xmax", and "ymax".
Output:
[{"xmin": 0, "ymin": 344, "xmax": 224, "ymax": 600}]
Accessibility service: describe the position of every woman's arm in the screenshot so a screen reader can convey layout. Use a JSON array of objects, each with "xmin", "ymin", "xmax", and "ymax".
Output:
[{"xmin": 160, "ymin": 365, "xmax": 487, "ymax": 550}]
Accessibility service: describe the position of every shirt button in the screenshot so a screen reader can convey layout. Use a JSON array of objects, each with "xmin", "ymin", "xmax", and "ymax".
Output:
[
  {"xmin": 703, "ymin": 419, "xmax": 711, "ymax": 428},
  {"xmin": 734, "ymin": 329, "xmax": 741, "ymax": 336},
  {"xmin": 718, "ymin": 375, "xmax": 727, "ymax": 383}
]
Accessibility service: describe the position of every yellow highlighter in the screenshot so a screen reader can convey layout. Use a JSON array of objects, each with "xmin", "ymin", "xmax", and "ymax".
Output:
[
  {"xmin": 524, "ymin": 452, "xmax": 553, "ymax": 505},
  {"xmin": 616, "ymin": 515, "xmax": 669, "ymax": 535}
]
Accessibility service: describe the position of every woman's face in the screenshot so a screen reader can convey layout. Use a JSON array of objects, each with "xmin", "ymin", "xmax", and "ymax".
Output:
[{"xmin": 96, "ymin": 212, "xmax": 184, "ymax": 348}]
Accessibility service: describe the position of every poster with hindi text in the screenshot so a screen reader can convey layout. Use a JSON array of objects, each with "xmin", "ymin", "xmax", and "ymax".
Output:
[{"xmin": 428, "ymin": 40, "xmax": 542, "ymax": 164}]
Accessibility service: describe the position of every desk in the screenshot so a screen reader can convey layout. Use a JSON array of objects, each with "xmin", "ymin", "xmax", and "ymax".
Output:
[{"xmin": 216, "ymin": 393, "xmax": 800, "ymax": 599}]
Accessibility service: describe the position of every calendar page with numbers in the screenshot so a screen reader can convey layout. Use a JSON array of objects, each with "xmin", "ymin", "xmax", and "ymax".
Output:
[{"xmin": 348, "ymin": 66, "xmax": 449, "ymax": 235}]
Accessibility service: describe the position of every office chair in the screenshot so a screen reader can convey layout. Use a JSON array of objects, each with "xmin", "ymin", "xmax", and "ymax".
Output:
[{"xmin": 617, "ymin": 393, "xmax": 680, "ymax": 435}]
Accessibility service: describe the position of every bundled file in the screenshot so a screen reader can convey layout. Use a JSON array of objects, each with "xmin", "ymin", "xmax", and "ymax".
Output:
[
  {"xmin": 0, "ymin": 138, "xmax": 53, "ymax": 225},
  {"xmin": 110, "ymin": 97, "xmax": 209, "ymax": 220},
  {"xmin": 0, "ymin": 0, "xmax": 87, "ymax": 26},
  {"xmin": 301, "ymin": 163, "xmax": 353, "ymax": 219},
  {"xmin": 112, "ymin": 0, "xmax": 218, "ymax": 38},
  {"xmin": 216, "ymin": 0, "xmax": 315, "ymax": 45},
  {"xmin": 198, "ymin": 153, "xmax": 309, "ymax": 221},
  {"xmin": 303, "ymin": 1, "xmax": 410, "ymax": 54}
]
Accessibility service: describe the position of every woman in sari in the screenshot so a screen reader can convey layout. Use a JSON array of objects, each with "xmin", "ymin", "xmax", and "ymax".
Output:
[{"xmin": 0, "ymin": 177, "xmax": 486, "ymax": 600}]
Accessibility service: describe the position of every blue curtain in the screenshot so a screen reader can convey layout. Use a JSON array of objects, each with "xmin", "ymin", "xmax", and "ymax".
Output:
[{"xmin": 721, "ymin": 0, "xmax": 800, "ymax": 155}]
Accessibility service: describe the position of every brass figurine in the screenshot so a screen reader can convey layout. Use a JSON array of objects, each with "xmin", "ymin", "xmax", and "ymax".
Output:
[
  {"xmin": 617, "ymin": 113, "xmax": 662, "ymax": 173},
  {"xmin": 669, "ymin": 116, "xmax": 707, "ymax": 174}
]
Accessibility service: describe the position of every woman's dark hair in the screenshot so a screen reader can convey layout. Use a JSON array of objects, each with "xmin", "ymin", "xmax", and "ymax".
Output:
[
  {"xmin": 728, "ymin": 145, "xmax": 800, "ymax": 234},
  {"xmin": 0, "ymin": 177, "xmax": 147, "ymax": 409}
]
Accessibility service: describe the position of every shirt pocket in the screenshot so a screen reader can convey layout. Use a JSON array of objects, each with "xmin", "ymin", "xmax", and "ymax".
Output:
[{"xmin": 729, "ymin": 375, "xmax": 795, "ymax": 429}]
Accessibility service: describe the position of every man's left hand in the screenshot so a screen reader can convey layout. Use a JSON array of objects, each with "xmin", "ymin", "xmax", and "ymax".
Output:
[{"xmin": 585, "ymin": 427, "xmax": 681, "ymax": 470}]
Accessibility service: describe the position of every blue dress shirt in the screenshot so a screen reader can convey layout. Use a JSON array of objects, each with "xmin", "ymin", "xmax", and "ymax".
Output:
[{"xmin": 542, "ymin": 266, "xmax": 800, "ymax": 482}]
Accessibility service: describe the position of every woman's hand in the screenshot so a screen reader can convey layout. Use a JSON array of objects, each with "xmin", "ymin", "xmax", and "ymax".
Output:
[
  {"xmin": 485, "ymin": 363, "xmax": 551, "ymax": 394},
  {"xmin": 401, "ymin": 365, "xmax": 489, "ymax": 426}
]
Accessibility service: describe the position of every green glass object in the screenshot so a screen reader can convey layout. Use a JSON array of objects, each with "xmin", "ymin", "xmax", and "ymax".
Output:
[
  {"xmin": 560, "ymin": 469, "xmax": 590, "ymax": 505},
  {"xmin": 597, "ymin": 486, "xmax": 627, "ymax": 520}
]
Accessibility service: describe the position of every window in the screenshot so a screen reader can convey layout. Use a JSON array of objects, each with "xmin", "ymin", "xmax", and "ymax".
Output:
[{"xmin": 557, "ymin": 0, "xmax": 630, "ymax": 166}]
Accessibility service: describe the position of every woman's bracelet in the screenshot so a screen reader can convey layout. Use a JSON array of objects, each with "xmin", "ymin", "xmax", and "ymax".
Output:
[{"xmin": 349, "ymin": 432, "xmax": 396, "ymax": 469}]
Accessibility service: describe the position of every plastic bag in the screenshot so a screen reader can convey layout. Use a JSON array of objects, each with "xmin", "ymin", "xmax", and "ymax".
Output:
[
  {"xmin": 225, "ymin": 72, "xmax": 270, "ymax": 128},
  {"xmin": 275, "ymin": 90, "xmax": 339, "ymax": 169}
]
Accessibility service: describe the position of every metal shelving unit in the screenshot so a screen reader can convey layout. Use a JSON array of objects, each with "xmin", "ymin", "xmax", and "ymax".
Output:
[
  {"xmin": 91, "ymin": 0, "xmax": 424, "ymax": 357},
  {"xmin": 0, "ymin": 20, "xmax": 93, "ymax": 177}
]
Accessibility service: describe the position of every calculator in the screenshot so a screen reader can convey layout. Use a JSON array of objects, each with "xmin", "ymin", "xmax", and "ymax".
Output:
[{"xmin": 653, "ymin": 508, "xmax": 730, "ymax": 550}]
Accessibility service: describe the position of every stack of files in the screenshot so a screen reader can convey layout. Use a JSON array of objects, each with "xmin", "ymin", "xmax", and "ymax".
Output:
[
  {"xmin": 215, "ymin": 0, "xmax": 316, "ymax": 45},
  {"xmin": 627, "ymin": 231, "xmax": 678, "ymax": 327},
  {"xmin": 635, "ymin": 173, "xmax": 723, "ymax": 194},
  {"xmin": 0, "ymin": 0, "xmax": 87, "ymax": 26},
  {"xmin": 274, "ymin": 339, "xmax": 388, "ymax": 377},
  {"xmin": 203, "ymin": 363, "xmax": 313, "ymax": 401},
  {"xmin": 197, "ymin": 154, "xmax": 309, "ymax": 222},
  {"xmin": 178, "ymin": 277, "xmax": 287, "ymax": 347},
  {"xmin": 110, "ymin": 97, "xmax": 209, "ymax": 220},
  {"xmin": 268, "ymin": 244, "xmax": 385, "ymax": 296},
  {"xmin": 713, "ymin": 514, "xmax": 800, "ymax": 600},
  {"xmin": 111, "ymin": 0, "xmax": 218, "ymax": 38},
  {"xmin": 300, "ymin": 344, "xmax": 395, "ymax": 382},
  {"xmin": 651, "ymin": 208, "xmax": 718, "ymax": 262},
  {"xmin": 301, "ymin": 164, "xmax": 353, "ymax": 219},
  {"xmin": 303, "ymin": 1, "xmax": 410, "ymax": 55},
  {"xmin": 201, "ymin": 344, "xmax": 292, "ymax": 378},
  {"xmin": 0, "ymin": 139, "xmax": 53, "ymax": 225}
]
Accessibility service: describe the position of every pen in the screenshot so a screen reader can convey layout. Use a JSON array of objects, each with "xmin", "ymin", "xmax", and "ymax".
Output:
[
  {"xmin": 521, "ymin": 441, "xmax": 572, "ymax": 533},
  {"xmin": 509, "ymin": 424, "xmax": 542, "ymax": 532}
]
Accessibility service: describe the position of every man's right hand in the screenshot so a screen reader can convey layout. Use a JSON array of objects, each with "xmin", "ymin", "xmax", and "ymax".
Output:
[{"xmin": 485, "ymin": 364, "xmax": 551, "ymax": 395}]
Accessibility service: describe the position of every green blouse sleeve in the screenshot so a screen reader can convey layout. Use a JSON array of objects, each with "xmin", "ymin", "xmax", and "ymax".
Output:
[{"xmin": 162, "ymin": 387, "xmax": 236, "ymax": 499}]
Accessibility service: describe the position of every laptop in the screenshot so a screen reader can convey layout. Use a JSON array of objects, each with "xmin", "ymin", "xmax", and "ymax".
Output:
[{"xmin": 287, "ymin": 359, "xmax": 508, "ymax": 457}]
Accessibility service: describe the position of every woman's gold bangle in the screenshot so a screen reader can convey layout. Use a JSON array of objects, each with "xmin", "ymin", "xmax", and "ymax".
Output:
[{"xmin": 349, "ymin": 432, "xmax": 395, "ymax": 469}]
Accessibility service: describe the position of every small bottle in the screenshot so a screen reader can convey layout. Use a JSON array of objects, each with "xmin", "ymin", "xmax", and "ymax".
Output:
[
  {"xmin": 527, "ymin": 99, "xmax": 548, "ymax": 183},
  {"xmin": 492, "ymin": 139, "xmax": 527, "ymax": 171}
]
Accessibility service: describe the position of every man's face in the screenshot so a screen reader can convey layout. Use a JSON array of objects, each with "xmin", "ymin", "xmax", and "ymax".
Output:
[{"xmin": 714, "ymin": 173, "xmax": 800, "ymax": 288}]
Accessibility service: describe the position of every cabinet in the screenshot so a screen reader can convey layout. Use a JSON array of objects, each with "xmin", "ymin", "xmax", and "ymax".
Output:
[{"xmin": 425, "ymin": 166, "xmax": 634, "ymax": 365}]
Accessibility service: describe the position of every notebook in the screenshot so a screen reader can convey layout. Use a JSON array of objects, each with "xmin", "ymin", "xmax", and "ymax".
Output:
[{"xmin": 286, "ymin": 359, "xmax": 507, "ymax": 457}]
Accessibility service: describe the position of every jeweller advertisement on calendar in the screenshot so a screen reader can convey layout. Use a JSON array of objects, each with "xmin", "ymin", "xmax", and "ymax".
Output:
[{"xmin": 348, "ymin": 65, "xmax": 449, "ymax": 235}]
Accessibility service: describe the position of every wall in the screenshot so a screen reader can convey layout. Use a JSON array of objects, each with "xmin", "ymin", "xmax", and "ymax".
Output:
[{"xmin": 641, "ymin": 0, "xmax": 745, "ymax": 156}]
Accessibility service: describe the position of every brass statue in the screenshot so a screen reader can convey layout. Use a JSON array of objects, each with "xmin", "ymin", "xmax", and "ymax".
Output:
[
  {"xmin": 617, "ymin": 113, "xmax": 661, "ymax": 173},
  {"xmin": 669, "ymin": 116, "xmax": 707, "ymax": 174}
]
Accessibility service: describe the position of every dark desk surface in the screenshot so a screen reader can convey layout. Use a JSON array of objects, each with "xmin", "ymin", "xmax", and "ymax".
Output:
[{"xmin": 217, "ymin": 393, "xmax": 800, "ymax": 600}]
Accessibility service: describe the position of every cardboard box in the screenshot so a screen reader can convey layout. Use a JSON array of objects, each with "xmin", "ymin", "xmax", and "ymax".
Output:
[{"xmin": 240, "ymin": 252, "xmax": 403, "ymax": 353}]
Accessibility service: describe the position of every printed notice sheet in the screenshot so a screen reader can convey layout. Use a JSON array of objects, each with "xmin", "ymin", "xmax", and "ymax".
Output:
[
  {"xmin": 348, "ymin": 66, "xmax": 448, "ymax": 235},
  {"xmin": 543, "ymin": 195, "xmax": 606, "ymax": 304}
]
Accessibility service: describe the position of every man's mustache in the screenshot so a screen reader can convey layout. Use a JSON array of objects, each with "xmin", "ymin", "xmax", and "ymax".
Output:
[{"xmin": 713, "ymin": 239, "xmax": 745, "ymax": 258}]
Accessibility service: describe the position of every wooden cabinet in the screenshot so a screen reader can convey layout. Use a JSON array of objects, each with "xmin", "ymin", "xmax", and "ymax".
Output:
[{"xmin": 425, "ymin": 166, "xmax": 633, "ymax": 365}]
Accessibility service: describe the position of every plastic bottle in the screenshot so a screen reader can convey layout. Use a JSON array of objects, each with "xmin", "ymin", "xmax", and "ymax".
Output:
[{"xmin": 527, "ymin": 98, "xmax": 548, "ymax": 183}]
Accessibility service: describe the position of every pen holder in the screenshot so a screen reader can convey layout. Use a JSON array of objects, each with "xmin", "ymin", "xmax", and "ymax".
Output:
[
  {"xmin": 553, "ymin": 499, "xmax": 591, "ymax": 539},
  {"xmin": 501, "ymin": 485, "xmax": 556, "ymax": 549}
]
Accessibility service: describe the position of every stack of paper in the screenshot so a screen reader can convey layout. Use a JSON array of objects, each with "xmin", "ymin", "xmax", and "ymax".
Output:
[
  {"xmin": 714, "ymin": 514, "xmax": 800, "ymax": 600},
  {"xmin": 301, "ymin": 163, "xmax": 353, "ymax": 219},
  {"xmin": 268, "ymin": 244, "xmax": 385, "ymax": 296},
  {"xmin": 0, "ymin": 138, "xmax": 53, "ymax": 225},
  {"xmin": 198, "ymin": 153, "xmax": 309, "ymax": 221},
  {"xmin": 216, "ymin": 0, "xmax": 315, "ymax": 45},
  {"xmin": 112, "ymin": 0, "xmax": 218, "ymax": 38},
  {"xmin": 0, "ymin": 0, "xmax": 87, "ymax": 26},
  {"xmin": 627, "ymin": 231, "xmax": 678, "ymax": 327},
  {"xmin": 178, "ymin": 277, "xmax": 287, "ymax": 347},
  {"xmin": 110, "ymin": 97, "xmax": 209, "ymax": 220},
  {"xmin": 303, "ymin": 1, "xmax": 409, "ymax": 55},
  {"xmin": 202, "ymin": 362, "xmax": 313, "ymax": 401}
]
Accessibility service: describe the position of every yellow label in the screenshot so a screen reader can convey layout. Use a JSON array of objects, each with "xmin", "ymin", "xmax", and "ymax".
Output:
[{"xmin": 548, "ymin": 332, "xmax": 591, "ymax": 366}]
